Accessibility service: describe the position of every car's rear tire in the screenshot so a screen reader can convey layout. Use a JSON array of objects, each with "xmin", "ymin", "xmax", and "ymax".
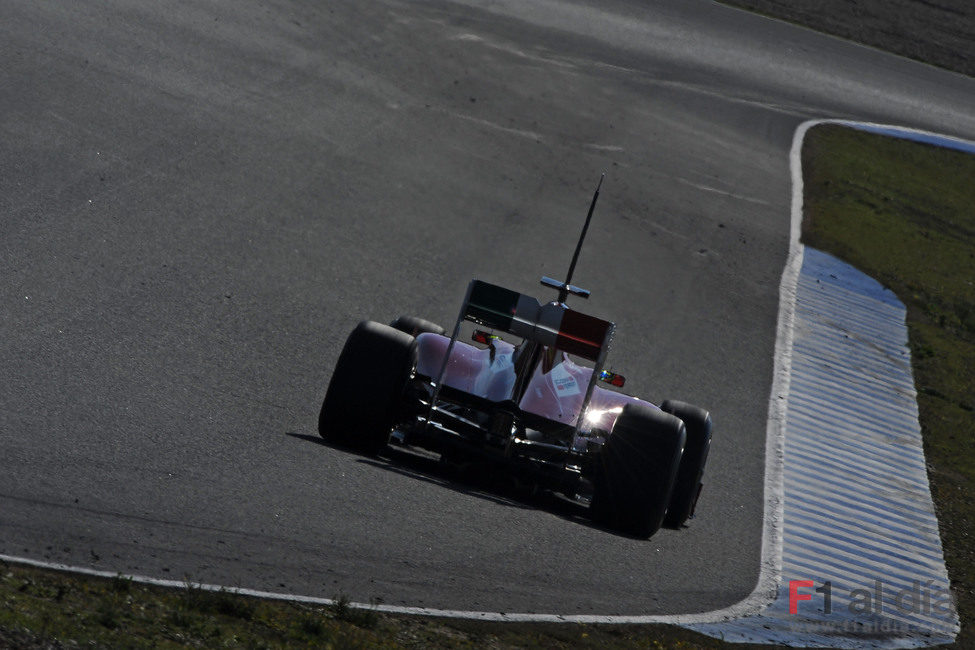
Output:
[
  {"xmin": 389, "ymin": 316, "xmax": 444, "ymax": 337},
  {"xmin": 661, "ymin": 400, "xmax": 712, "ymax": 528},
  {"xmin": 591, "ymin": 404, "xmax": 685, "ymax": 538},
  {"xmin": 318, "ymin": 321, "xmax": 417, "ymax": 455}
]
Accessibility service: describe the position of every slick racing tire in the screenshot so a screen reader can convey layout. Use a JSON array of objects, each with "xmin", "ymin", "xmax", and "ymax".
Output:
[
  {"xmin": 661, "ymin": 400, "xmax": 712, "ymax": 529},
  {"xmin": 591, "ymin": 403, "xmax": 685, "ymax": 538},
  {"xmin": 318, "ymin": 321, "xmax": 417, "ymax": 455},
  {"xmin": 389, "ymin": 316, "xmax": 444, "ymax": 337}
]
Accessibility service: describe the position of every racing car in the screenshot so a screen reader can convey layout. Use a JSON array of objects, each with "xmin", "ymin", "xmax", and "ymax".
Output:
[{"xmin": 318, "ymin": 178, "xmax": 712, "ymax": 538}]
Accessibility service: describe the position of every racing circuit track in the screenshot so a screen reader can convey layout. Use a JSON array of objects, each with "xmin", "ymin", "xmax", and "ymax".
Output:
[{"xmin": 2, "ymin": 0, "xmax": 975, "ymax": 618}]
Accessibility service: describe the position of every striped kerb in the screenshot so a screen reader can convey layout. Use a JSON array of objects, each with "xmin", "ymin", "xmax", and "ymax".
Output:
[{"xmin": 465, "ymin": 280, "xmax": 612, "ymax": 362}]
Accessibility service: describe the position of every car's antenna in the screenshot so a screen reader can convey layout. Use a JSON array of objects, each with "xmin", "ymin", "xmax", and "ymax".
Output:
[
  {"xmin": 541, "ymin": 173, "xmax": 604, "ymax": 303},
  {"xmin": 565, "ymin": 173, "xmax": 603, "ymax": 290}
]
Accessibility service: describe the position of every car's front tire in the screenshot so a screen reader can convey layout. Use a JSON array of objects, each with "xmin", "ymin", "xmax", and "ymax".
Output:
[
  {"xmin": 318, "ymin": 321, "xmax": 417, "ymax": 455},
  {"xmin": 591, "ymin": 403, "xmax": 685, "ymax": 538}
]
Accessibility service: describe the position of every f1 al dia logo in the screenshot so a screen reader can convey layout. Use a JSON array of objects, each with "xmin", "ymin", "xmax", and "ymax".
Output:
[{"xmin": 789, "ymin": 580, "xmax": 953, "ymax": 616}]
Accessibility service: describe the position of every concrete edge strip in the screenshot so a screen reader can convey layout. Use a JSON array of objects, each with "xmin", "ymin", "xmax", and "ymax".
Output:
[{"xmin": 1, "ymin": 118, "xmax": 967, "ymax": 626}]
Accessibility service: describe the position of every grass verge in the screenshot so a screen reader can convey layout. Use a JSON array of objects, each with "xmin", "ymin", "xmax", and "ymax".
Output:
[
  {"xmin": 2, "ymin": 126, "xmax": 971, "ymax": 649},
  {"xmin": 801, "ymin": 123, "xmax": 975, "ymax": 646},
  {"xmin": 0, "ymin": 562, "xmax": 769, "ymax": 649}
]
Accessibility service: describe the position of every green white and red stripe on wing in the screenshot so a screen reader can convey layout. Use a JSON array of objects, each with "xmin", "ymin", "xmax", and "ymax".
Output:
[{"xmin": 464, "ymin": 279, "xmax": 614, "ymax": 362}]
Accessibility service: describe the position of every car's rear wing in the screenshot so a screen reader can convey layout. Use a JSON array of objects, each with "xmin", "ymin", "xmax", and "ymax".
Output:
[
  {"xmin": 463, "ymin": 280, "xmax": 614, "ymax": 362},
  {"xmin": 425, "ymin": 279, "xmax": 616, "ymax": 436}
]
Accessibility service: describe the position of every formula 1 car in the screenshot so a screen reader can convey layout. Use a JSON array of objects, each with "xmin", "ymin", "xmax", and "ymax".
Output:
[{"xmin": 318, "ymin": 178, "xmax": 712, "ymax": 538}]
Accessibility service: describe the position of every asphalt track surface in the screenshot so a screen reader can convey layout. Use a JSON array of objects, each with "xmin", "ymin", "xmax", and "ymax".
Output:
[{"xmin": 2, "ymin": 0, "xmax": 974, "ymax": 616}]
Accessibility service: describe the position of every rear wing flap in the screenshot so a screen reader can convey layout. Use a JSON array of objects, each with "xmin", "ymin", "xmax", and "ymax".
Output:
[{"xmin": 464, "ymin": 279, "xmax": 615, "ymax": 362}]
